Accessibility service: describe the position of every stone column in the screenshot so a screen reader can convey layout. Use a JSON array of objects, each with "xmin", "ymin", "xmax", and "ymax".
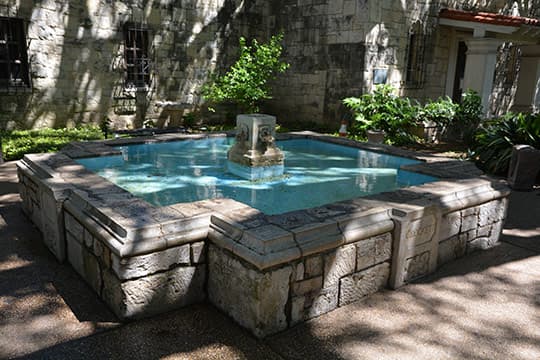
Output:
[
  {"xmin": 513, "ymin": 45, "xmax": 540, "ymax": 113},
  {"xmin": 463, "ymin": 38, "xmax": 503, "ymax": 114}
]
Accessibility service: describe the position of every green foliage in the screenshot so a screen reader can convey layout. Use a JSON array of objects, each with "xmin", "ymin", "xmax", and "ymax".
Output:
[
  {"xmin": 471, "ymin": 112, "xmax": 540, "ymax": 175},
  {"xmin": 182, "ymin": 112, "xmax": 197, "ymax": 128},
  {"xmin": 419, "ymin": 96, "xmax": 458, "ymax": 128},
  {"xmin": 342, "ymin": 84, "xmax": 419, "ymax": 145},
  {"xmin": 455, "ymin": 89, "xmax": 483, "ymax": 144},
  {"xmin": 202, "ymin": 33, "xmax": 289, "ymax": 113},
  {"xmin": 0, "ymin": 126, "xmax": 104, "ymax": 161}
]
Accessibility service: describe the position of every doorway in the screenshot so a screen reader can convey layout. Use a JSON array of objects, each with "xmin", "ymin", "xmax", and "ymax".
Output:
[{"xmin": 452, "ymin": 41, "xmax": 468, "ymax": 102}]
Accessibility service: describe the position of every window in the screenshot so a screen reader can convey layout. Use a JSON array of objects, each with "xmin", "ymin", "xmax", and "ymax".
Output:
[
  {"xmin": 503, "ymin": 44, "xmax": 519, "ymax": 86},
  {"xmin": 405, "ymin": 21, "xmax": 425, "ymax": 88},
  {"xmin": 0, "ymin": 17, "xmax": 30, "ymax": 90},
  {"xmin": 124, "ymin": 23, "xmax": 150, "ymax": 89}
]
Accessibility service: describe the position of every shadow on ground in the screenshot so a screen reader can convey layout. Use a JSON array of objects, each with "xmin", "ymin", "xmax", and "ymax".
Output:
[{"xmin": 1, "ymin": 161, "xmax": 539, "ymax": 360}]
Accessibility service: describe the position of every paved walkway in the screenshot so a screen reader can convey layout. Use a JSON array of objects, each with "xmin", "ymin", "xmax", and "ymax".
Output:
[{"xmin": 1, "ymin": 161, "xmax": 539, "ymax": 360}]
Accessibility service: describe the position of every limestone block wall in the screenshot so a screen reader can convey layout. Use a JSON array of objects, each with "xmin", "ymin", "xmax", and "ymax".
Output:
[
  {"xmin": 63, "ymin": 209, "xmax": 207, "ymax": 319},
  {"xmin": 0, "ymin": 0, "xmax": 254, "ymax": 129},
  {"xmin": 438, "ymin": 197, "xmax": 508, "ymax": 265},
  {"xmin": 1, "ymin": 0, "xmax": 530, "ymax": 129}
]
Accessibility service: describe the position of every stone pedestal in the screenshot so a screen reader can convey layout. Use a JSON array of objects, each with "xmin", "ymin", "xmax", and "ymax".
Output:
[
  {"xmin": 508, "ymin": 145, "xmax": 540, "ymax": 191},
  {"xmin": 227, "ymin": 114, "xmax": 284, "ymax": 181}
]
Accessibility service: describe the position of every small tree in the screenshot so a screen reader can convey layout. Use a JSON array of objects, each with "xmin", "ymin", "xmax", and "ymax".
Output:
[{"xmin": 202, "ymin": 33, "xmax": 289, "ymax": 114}]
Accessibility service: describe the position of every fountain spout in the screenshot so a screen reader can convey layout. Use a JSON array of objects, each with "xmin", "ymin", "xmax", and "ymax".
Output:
[{"xmin": 227, "ymin": 114, "xmax": 284, "ymax": 181}]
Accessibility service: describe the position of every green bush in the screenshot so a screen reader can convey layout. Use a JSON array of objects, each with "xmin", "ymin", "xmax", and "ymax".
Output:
[
  {"xmin": 419, "ymin": 96, "xmax": 458, "ymax": 129},
  {"xmin": 342, "ymin": 84, "xmax": 419, "ymax": 145},
  {"xmin": 455, "ymin": 89, "xmax": 483, "ymax": 144},
  {"xmin": 471, "ymin": 112, "xmax": 540, "ymax": 175},
  {"xmin": 0, "ymin": 126, "xmax": 104, "ymax": 161},
  {"xmin": 202, "ymin": 33, "xmax": 289, "ymax": 114}
]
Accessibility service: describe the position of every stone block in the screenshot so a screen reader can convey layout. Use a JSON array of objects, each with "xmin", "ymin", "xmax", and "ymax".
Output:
[
  {"xmin": 208, "ymin": 246, "xmax": 292, "ymax": 338},
  {"xmin": 83, "ymin": 228, "xmax": 94, "ymax": 248},
  {"xmin": 67, "ymin": 235, "xmax": 102, "ymax": 294},
  {"xmin": 437, "ymin": 235, "xmax": 466, "ymax": 266},
  {"xmin": 323, "ymin": 244, "xmax": 356, "ymax": 287},
  {"xmin": 295, "ymin": 262, "xmax": 305, "ymax": 281},
  {"xmin": 304, "ymin": 255, "xmax": 323, "ymax": 278},
  {"xmin": 439, "ymin": 211, "xmax": 461, "ymax": 241},
  {"xmin": 307, "ymin": 285, "xmax": 339, "ymax": 319},
  {"xmin": 339, "ymin": 263, "xmax": 390, "ymax": 306},
  {"xmin": 65, "ymin": 212, "xmax": 84, "ymax": 241},
  {"xmin": 292, "ymin": 276, "xmax": 323, "ymax": 296},
  {"xmin": 461, "ymin": 213, "xmax": 478, "ymax": 233},
  {"xmin": 478, "ymin": 199, "xmax": 506, "ymax": 227},
  {"xmin": 467, "ymin": 237, "xmax": 491, "ymax": 253},
  {"xmin": 102, "ymin": 265, "xmax": 206, "ymax": 319},
  {"xmin": 290, "ymin": 296, "xmax": 306, "ymax": 326},
  {"xmin": 402, "ymin": 251, "xmax": 431, "ymax": 282},
  {"xmin": 112, "ymin": 244, "xmax": 191, "ymax": 280},
  {"xmin": 191, "ymin": 241, "xmax": 206, "ymax": 264},
  {"xmin": 356, "ymin": 233, "xmax": 391, "ymax": 271},
  {"xmin": 488, "ymin": 220, "xmax": 504, "ymax": 245}
]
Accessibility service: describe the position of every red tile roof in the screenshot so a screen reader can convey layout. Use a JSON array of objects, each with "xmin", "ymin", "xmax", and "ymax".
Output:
[{"xmin": 439, "ymin": 8, "xmax": 540, "ymax": 27}]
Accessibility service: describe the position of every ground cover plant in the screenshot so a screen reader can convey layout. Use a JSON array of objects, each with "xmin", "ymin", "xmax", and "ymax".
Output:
[{"xmin": 0, "ymin": 126, "xmax": 104, "ymax": 161}]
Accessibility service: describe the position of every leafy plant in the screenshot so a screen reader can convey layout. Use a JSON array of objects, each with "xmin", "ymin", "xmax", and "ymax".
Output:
[
  {"xmin": 182, "ymin": 112, "xmax": 197, "ymax": 129},
  {"xmin": 471, "ymin": 112, "xmax": 540, "ymax": 174},
  {"xmin": 455, "ymin": 89, "xmax": 483, "ymax": 144},
  {"xmin": 342, "ymin": 84, "xmax": 419, "ymax": 145},
  {"xmin": 0, "ymin": 126, "xmax": 104, "ymax": 161},
  {"xmin": 202, "ymin": 33, "xmax": 289, "ymax": 113},
  {"xmin": 419, "ymin": 97, "xmax": 458, "ymax": 128}
]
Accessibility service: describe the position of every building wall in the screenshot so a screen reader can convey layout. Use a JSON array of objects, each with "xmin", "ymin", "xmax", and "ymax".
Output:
[{"xmin": 0, "ymin": 0, "xmax": 536, "ymax": 131}]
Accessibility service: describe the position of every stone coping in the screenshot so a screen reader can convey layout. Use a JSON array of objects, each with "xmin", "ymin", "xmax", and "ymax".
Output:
[{"xmin": 18, "ymin": 132, "xmax": 509, "ymax": 269}]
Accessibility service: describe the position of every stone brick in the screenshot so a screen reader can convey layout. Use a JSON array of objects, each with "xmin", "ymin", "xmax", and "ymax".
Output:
[
  {"xmin": 102, "ymin": 265, "xmax": 206, "ymax": 320},
  {"xmin": 293, "ymin": 276, "xmax": 323, "ymax": 296},
  {"xmin": 295, "ymin": 262, "xmax": 305, "ymax": 281},
  {"xmin": 438, "ymin": 235, "xmax": 466, "ymax": 266},
  {"xmin": 65, "ymin": 212, "xmax": 84, "ymax": 241},
  {"xmin": 339, "ymin": 263, "xmax": 390, "ymax": 306},
  {"xmin": 290, "ymin": 296, "xmax": 306, "ymax": 325},
  {"xmin": 208, "ymin": 246, "xmax": 292, "ymax": 338},
  {"xmin": 191, "ymin": 241, "xmax": 206, "ymax": 264},
  {"xmin": 112, "ymin": 244, "xmax": 191, "ymax": 280},
  {"xmin": 67, "ymin": 236, "xmax": 102, "ymax": 294},
  {"xmin": 356, "ymin": 233, "xmax": 391, "ymax": 271},
  {"xmin": 439, "ymin": 211, "xmax": 461, "ymax": 241},
  {"xmin": 304, "ymin": 255, "xmax": 323, "ymax": 278},
  {"xmin": 307, "ymin": 285, "xmax": 339, "ymax": 319},
  {"xmin": 323, "ymin": 244, "xmax": 356, "ymax": 287}
]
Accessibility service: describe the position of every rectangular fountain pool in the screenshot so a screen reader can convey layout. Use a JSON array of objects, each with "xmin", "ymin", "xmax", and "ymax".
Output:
[
  {"xmin": 76, "ymin": 138, "xmax": 437, "ymax": 214},
  {"xmin": 17, "ymin": 131, "xmax": 509, "ymax": 338}
]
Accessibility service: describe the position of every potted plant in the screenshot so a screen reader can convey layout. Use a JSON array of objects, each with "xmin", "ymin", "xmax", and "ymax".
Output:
[
  {"xmin": 343, "ymin": 84, "xmax": 417, "ymax": 144},
  {"xmin": 418, "ymin": 97, "xmax": 458, "ymax": 143},
  {"xmin": 202, "ymin": 33, "xmax": 289, "ymax": 115}
]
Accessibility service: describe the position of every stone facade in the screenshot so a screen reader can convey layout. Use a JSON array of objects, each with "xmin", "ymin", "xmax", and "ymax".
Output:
[{"xmin": 1, "ymin": 1, "xmax": 537, "ymax": 130}]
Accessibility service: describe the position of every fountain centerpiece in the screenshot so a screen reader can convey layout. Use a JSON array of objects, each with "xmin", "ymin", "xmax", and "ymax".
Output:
[{"xmin": 227, "ymin": 114, "xmax": 284, "ymax": 181}]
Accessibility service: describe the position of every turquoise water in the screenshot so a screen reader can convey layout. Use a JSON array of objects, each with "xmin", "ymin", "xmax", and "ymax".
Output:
[{"xmin": 77, "ymin": 138, "xmax": 437, "ymax": 215}]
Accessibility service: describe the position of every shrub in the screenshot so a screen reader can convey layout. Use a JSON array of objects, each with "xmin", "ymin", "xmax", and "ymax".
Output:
[
  {"xmin": 202, "ymin": 33, "xmax": 289, "ymax": 114},
  {"xmin": 419, "ymin": 97, "xmax": 458, "ymax": 129},
  {"xmin": 471, "ymin": 112, "xmax": 540, "ymax": 175},
  {"xmin": 0, "ymin": 126, "xmax": 104, "ymax": 161},
  {"xmin": 455, "ymin": 89, "xmax": 483, "ymax": 144},
  {"xmin": 342, "ymin": 84, "xmax": 419, "ymax": 145}
]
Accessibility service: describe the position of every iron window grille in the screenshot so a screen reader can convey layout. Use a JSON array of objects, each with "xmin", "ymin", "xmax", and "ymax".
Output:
[
  {"xmin": 503, "ymin": 44, "xmax": 520, "ymax": 86},
  {"xmin": 405, "ymin": 21, "xmax": 426, "ymax": 88},
  {"xmin": 124, "ymin": 23, "xmax": 151, "ymax": 90},
  {"xmin": 0, "ymin": 16, "xmax": 30, "ymax": 91}
]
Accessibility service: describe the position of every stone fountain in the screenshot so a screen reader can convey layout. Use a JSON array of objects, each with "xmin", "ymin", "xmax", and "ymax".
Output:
[{"xmin": 227, "ymin": 114, "xmax": 284, "ymax": 181}]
